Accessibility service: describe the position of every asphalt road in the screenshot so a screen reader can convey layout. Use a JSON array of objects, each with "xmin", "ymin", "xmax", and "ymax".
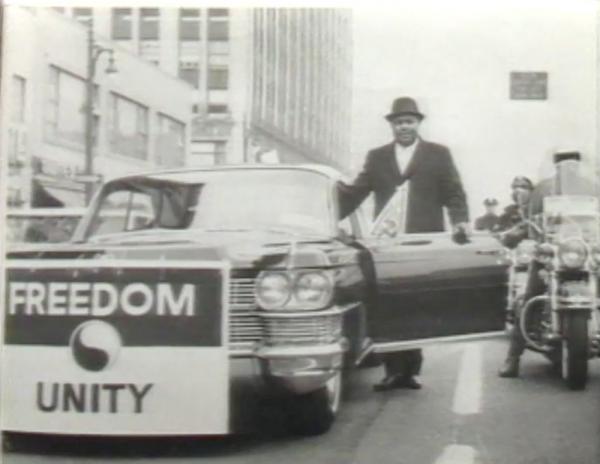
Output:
[{"xmin": 4, "ymin": 338, "xmax": 600, "ymax": 464}]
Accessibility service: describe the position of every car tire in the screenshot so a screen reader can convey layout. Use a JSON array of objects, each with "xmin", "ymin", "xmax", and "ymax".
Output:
[
  {"xmin": 561, "ymin": 313, "xmax": 589, "ymax": 391},
  {"xmin": 287, "ymin": 370, "xmax": 342, "ymax": 436}
]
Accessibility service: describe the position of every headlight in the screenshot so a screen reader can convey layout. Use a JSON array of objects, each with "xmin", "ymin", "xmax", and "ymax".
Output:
[
  {"xmin": 294, "ymin": 271, "xmax": 334, "ymax": 307},
  {"xmin": 591, "ymin": 245, "xmax": 600, "ymax": 266},
  {"xmin": 558, "ymin": 239, "xmax": 588, "ymax": 269},
  {"xmin": 515, "ymin": 252, "xmax": 531, "ymax": 266},
  {"xmin": 515, "ymin": 240, "xmax": 536, "ymax": 265},
  {"xmin": 255, "ymin": 272, "xmax": 292, "ymax": 309},
  {"xmin": 255, "ymin": 270, "xmax": 334, "ymax": 310},
  {"xmin": 534, "ymin": 243, "xmax": 554, "ymax": 264}
]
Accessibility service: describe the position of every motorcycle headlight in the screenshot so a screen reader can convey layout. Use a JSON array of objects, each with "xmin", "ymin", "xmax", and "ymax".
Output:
[
  {"xmin": 515, "ymin": 242, "xmax": 535, "ymax": 266},
  {"xmin": 534, "ymin": 243, "xmax": 555, "ymax": 264},
  {"xmin": 255, "ymin": 272, "xmax": 292, "ymax": 309},
  {"xmin": 558, "ymin": 239, "xmax": 588, "ymax": 269},
  {"xmin": 591, "ymin": 245, "xmax": 600, "ymax": 266},
  {"xmin": 515, "ymin": 252, "xmax": 531, "ymax": 266},
  {"xmin": 294, "ymin": 271, "xmax": 334, "ymax": 307}
]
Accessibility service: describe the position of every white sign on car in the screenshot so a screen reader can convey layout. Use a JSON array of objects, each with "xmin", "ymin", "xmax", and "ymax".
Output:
[{"xmin": 2, "ymin": 260, "xmax": 231, "ymax": 435}]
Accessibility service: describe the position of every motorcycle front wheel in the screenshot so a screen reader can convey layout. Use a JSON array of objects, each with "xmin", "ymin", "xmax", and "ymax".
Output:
[{"xmin": 561, "ymin": 312, "xmax": 589, "ymax": 391}]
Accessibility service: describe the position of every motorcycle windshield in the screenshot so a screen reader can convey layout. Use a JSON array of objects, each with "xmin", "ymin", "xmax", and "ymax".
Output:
[
  {"xmin": 553, "ymin": 159, "xmax": 598, "ymax": 196},
  {"xmin": 543, "ymin": 196, "xmax": 599, "ymax": 243},
  {"xmin": 543, "ymin": 160, "xmax": 599, "ymax": 243}
]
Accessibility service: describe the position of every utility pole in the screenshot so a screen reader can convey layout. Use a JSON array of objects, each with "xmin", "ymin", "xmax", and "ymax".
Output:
[{"xmin": 83, "ymin": 19, "xmax": 117, "ymax": 205}]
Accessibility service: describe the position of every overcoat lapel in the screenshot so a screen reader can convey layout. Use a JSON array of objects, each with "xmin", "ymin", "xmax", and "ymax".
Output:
[
  {"xmin": 403, "ymin": 139, "xmax": 424, "ymax": 180},
  {"xmin": 383, "ymin": 144, "xmax": 402, "ymax": 182}
]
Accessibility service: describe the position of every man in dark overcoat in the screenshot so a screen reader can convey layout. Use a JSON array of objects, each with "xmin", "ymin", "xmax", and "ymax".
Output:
[{"xmin": 338, "ymin": 97, "xmax": 470, "ymax": 391}]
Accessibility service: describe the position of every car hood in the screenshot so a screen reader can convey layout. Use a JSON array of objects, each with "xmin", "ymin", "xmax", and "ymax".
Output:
[{"xmin": 6, "ymin": 229, "xmax": 346, "ymax": 269}]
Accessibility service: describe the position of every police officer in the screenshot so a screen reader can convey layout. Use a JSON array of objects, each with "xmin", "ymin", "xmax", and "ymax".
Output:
[
  {"xmin": 474, "ymin": 198, "xmax": 499, "ymax": 231},
  {"xmin": 495, "ymin": 176, "xmax": 534, "ymax": 232}
]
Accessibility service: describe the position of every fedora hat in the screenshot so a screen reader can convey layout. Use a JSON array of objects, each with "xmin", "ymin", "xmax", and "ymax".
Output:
[{"xmin": 385, "ymin": 97, "xmax": 425, "ymax": 121}]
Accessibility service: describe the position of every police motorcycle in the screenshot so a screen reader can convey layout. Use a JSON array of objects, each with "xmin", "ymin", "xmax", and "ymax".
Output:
[
  {"xmin": 505, "ymin": 238, "xmax": 536, "ymax": 325},
  {"xmin": 517, "ymin": 153, "xmax": 600, "ymax": 390}
]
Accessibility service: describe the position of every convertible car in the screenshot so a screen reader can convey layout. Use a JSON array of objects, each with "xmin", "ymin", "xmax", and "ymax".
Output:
[{"xmin": 2, "ymin": 165, "xmax": 509, "ymax": 436}]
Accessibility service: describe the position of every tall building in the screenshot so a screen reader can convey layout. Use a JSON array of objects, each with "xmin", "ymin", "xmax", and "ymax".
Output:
[
  {"xmin": 55, "ymin": 7, "xmax": 353, "ymax": 171},
  {"xmin": 1, "ymin": 7, "xmax": 193, "ymax": 207},
  {"xmin": 246, "ymin": 9, "xmax": 353, "ymax": 171}
]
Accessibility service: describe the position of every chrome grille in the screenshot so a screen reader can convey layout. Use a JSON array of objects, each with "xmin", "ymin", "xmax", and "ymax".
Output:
[
  {"xmin": 263, "ymin": 315, "xmax": 342, "ymax": 346},
  {"xmin": 228, "ymin": 277, "xmax": 342, "ymax": 348},
  {"xmin": 229, "ymin": 278, "xmax": 261, "ymax": 344}
]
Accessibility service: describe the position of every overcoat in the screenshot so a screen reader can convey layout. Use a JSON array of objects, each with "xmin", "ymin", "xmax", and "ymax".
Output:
[
  {"xmin": 339, "ymin": 140, "xmax": 469, "ymax": 232},
  {"xmin": 338, "ymin": 139, "xmax": 470, "ymax": 380}
]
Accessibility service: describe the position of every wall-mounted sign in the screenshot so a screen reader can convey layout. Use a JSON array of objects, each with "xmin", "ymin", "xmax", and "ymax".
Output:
[{"xmin": 510, "ymin": 72, "xmax": 548, "ymax": 100}]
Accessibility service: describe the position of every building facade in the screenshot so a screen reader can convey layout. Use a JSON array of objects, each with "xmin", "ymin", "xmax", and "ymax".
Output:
[
  {"xmin": 51, "ymin": 7, "xmax": 353, "ymax": 170},
  {"xmin": 246, "ymin": 9, "xmax": 353, "ymax": 171},
  {"xmin": 2, "ymin": 7, "xmax": 193, "ymax": 207}
]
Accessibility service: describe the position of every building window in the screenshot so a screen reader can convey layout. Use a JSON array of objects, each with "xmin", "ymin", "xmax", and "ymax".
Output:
[
  {"xmin": 139, "ymin": 41, "xmax": 160, "ymax": 64},
  {"xmin": 208, "ymin": 9, "xmax": 229, "ymax": 17},
  {"xmin": 179, "ymin": 8, "xmax": 201, "ymax": 41},
  {"xmin": 208, "ymin": 17, "xmax": 229, "ymax": 41},
  {"xmin": 139, "ymin": 8, "xmax": 160, "ymax": 40},
  {"xmin": 265, "ymin": 9, "xmax": 277, "ymax": 125},
  {"xmin": 191, "ymin": 140, "xmax": 226, "ymax": 166},
  {"xmin": 112, "ymin": 8, "xmax": 132, "ymax": 40},
  {"xmin": 208, "ymin": 41, "xmax": 229, "ymax": 56},
  {"xmin": 11, "ymin": 75, "xmax": 26, "ymax": 123},
  {"xmin": 156, "ymin": 114, "xmax": 186, "ymax": 167},
  {"xmin": 178, "ymin": 61, "xmax": 200, "ymax": 88},
  {"xmin": 208, "ymin": 104, "xmax": 228, "ymax": 114},
  {"xmin": 45, "ymin": 66, "xmax": 86, "ymax": 147},
  {"xmin": 253, "ymin": 10, "xmax": 265, "ymax": 121},
  {"xmin": 208, "ymin": 67, "xmax": 228, "ymax": 90},
  {"xmin": 73, "ymin": 7, "xmax": 92, "ymax": 25},
  {"xmin": 109, "ymin": 93, "xmax": 149, "ymax": 160}
]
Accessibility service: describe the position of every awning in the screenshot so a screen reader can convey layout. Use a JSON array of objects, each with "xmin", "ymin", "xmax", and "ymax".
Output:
[
  {"xmin": 31, "ymin": 179, "xmax": 85, "ymax": 208},
  {"xmin": 31, "ymin": 180, "xmax": 64, "ymax": 208}
]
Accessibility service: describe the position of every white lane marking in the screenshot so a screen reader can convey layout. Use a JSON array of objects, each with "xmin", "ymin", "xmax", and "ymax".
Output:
[
  {"xmin": 434, "ymin": 444, "xmax": 477, "ymax": 464},
  {"xmin": 452, "ymin": 343, "xmax": 483, "ymax": 415}
]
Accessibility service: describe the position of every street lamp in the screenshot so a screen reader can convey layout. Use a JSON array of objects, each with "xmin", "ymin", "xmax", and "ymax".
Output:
[{"xmin": 83, "ymin": 20, "xmax": 117, "ymax": 205}]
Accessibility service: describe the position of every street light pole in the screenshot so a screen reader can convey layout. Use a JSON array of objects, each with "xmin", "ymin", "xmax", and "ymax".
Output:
[
  {"xmin": 84, "ymin": 22, "xmax": 95, "ymax": 205},
  {"xmin": 83, "ymin": 20, "xmax": 117, "ymax": 205}
]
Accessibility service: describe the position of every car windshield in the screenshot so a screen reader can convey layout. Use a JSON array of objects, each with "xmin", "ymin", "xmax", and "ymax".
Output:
[
  {"xmin": 82, "ymin": 169, "xmax": 334, "ymax": 240},
  {"xmin": 7, "ymin": 213, "xmax": 81, "ymax": 244}
]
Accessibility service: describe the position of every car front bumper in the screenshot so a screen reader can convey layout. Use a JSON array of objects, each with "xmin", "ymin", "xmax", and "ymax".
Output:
[
  {"xmin": 229, "ymin": 304, "xmax": 355, "ymax": 395},
  {"xmin": 256, "ymin": 342, "xmax": 347, "ymax": 394}
]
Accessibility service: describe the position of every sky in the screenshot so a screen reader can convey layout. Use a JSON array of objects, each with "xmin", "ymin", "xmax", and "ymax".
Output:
[{"xmin": 349, "ymin": 0, "xmax": 598, "ymax": 216}]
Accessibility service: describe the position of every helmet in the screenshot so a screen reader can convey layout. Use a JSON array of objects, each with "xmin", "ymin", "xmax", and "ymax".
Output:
[
  {"xmin": 553, "ymin": 150, "xmax": 581, "ymax": 164},
  {"xmin": 510, "ymin": 176, "xmax": 533, "ymax": 190},
  {"xmin": 483, "ymin": 198, "xmax": 498, "ymax": 207}
]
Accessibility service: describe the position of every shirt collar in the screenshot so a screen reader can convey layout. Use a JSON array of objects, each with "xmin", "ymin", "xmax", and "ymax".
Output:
[{"xmin": 394, "ymin": 138, "xmax": 419, "ymax": 152}]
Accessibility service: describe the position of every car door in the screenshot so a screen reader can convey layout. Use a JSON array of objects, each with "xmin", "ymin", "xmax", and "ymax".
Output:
[{"xmin": 361, "ymin": 196, "xmax": 510, "ymax": 351}]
